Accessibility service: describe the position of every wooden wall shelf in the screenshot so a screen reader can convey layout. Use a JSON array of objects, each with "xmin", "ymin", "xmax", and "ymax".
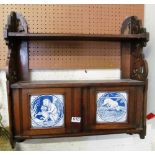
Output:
[{"xmin": 4, "ymin": 11, "xmax": 149, "ymax": 148}]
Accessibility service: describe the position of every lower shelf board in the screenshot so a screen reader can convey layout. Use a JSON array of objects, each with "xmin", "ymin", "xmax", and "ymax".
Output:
[{"xmin": 14, "ymin": 128, "xmax": 144, "ymax": 140}]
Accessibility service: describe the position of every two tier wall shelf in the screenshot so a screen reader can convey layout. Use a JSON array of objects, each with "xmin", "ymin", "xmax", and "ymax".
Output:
[{"xmin": 4, "ymin": 12, "xmax": 149, "ymax": 148}]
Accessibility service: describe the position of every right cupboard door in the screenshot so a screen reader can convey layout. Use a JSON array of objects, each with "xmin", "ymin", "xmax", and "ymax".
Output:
[{"xmin": 87, "ymin": 86, "xmax": 144, "ymax": 132}]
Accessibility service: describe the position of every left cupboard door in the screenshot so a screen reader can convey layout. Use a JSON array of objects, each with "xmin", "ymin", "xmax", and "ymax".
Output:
[{"xmin": 13, "ymin": 88, "xmax": 72, "ymax": 138}]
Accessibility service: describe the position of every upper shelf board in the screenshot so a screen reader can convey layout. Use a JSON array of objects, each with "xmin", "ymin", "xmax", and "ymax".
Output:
[{"xmin": 5, "ymin": 32, "xmax": 149, "ymax": 41}]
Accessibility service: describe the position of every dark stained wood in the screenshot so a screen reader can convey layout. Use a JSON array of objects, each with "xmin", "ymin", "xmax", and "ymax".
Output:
[
  {"xmin": 121, "ymin": 16, "xmax": 149, "ymax": 81},
  {"xmin": 4, "ymin": 12, "xmax": 29, "ymax": 82},
  {"xmin": 121, "ymin": 43, "xmax": 131, "ymax": 78},
  {"xmin": 82, "ymin": 88, "xmax": 89, "ymax": 131},
  {"xmin": 4, "ymin": 11, "xmax": 28, "ymax": 149},
  {"xmin": 71, "ymin": 88, "xmax": 82, "ymax": 133},
  {"xmin": 18, "ymin": 41, "xmax": 29, "ymax": 81},
  {"xmin": 6, "ymin": 32, "xmax": 149, "ymax": 41},
  {"xmin": 140, "ymin": 79, "xmax": 148, "ymax": 139},
  {"xmin": 13, "ymin": 127, "xmax": 143, "ymax": 140},
  {"xmin": 4, "ymin": 12, "xmax": 149, "ymax": 148},
  {"xmin": 131, "ymin": 43, "xmax": 148, "ymax": 81},
  {"xmin": 4, "ymin": 11, "xmax": 29, "ymax": 148},
  {"xmin": 11, "ymin": 84, "xmax": 145, "ymax": 138},
  {"xmin": 135, "ymin": 86, "xmax": 144, "ymax": 129},
  {"xmin": 11, "ymin": 79, "xmax": 144, "ymax": 88},
  {"xmin": 12, "ymin": 89, "xmax": 22, "ymax": 136}
]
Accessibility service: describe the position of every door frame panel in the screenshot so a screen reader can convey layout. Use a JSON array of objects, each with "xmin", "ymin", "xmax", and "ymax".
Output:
[
  {"xmin": 88, "ymin": 86, "xmax": 136, "ymax": 130},
  {"xmin": 21, "ymin": 88, "xmax": 72, "ymax": 136}
]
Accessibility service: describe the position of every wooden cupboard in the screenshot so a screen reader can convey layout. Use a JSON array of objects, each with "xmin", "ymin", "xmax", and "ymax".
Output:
[{"xmin": 4, "ymin": 12, "xmax": 149, "ymax": 148}]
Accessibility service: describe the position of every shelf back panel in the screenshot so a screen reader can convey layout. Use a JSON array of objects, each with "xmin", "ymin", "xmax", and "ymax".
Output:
[{"xmin": 0, "ymin": 4, "xmax": 144, "ymax": 69}]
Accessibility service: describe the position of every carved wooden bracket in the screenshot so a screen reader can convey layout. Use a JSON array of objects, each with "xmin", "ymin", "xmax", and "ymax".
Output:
[
  {"xmin": 4, "ymin": 12, "xmax": 28, "ymax": 83},
  {"xmin": 4, "ymin": 11, "xmax": 28, "ymax": 39},
  {"xmin": 131, "ymin": 43, "xmax": 148, "ymax": 81},
  {"xmin": 121, "ymin": 16, "xmax": 149, "ymax": 81}
]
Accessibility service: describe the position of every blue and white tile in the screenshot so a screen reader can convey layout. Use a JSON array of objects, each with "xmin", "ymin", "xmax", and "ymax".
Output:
[
  {"xmin": 96, "ymin": 92, "xmax": 128, "ymax": 123},
  {"xmin": 30, "ymin": 94, "xmax": 64, "ymax": 128}
]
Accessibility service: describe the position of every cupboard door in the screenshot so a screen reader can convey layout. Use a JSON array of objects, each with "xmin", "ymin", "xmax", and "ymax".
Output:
[
  {"xmin": 88, "ymin": 87, "xmax": 137, "ymax": 130},
  {"xmin": 21, "ymin": 88, "xmax": 72, "ymax": 136}
]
